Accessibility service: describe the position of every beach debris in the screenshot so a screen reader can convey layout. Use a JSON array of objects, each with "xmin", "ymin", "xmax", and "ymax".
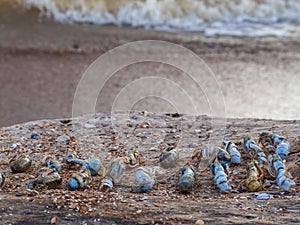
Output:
[
  {"xmin": 99, "ymin": 158, "xmax": 125, "ymax": 191},
  {"xmin": 223, "ymin": 140, "xmax": 241, "ymax": 164},
  {"xmin": 42, "ymin": 155, "xmax": 61, "ymax": 173},
  {"xmin": 28, "ymin": 167, "xmax": 62, "ymax": 190},
  {"xmin": 132, "ymin": 167, "xmax": 156, "ymax": 193},
  {"xmin": 244, "ymin": 137, "xmax": 267, "ymax": 165},
  {"xmin": 267, "ymin": 154, "xmax": 295, "ymax": 191},
  {"xmin": 9, "ymin": 154, "xmax": 32, "ymax": 173},
  {"xmin": 124, "ymin": 149, "xmax": 140, "ymax": 168},
  {"xmin": 68, "ymin": 167, "xmax": 91, "ymax": 190},
  {"xmin": 210, "ymin": 160, "xmax": 231, "ymax": 193},
  {"xmin": 178, "ymin": 165, "xmax": 195, "ymax": 193},
  {"xmin": 259, "ymin": 133, "xmax": 290, "ymax": 160},
  {"xmin": 0, "ymin": 172, "xmax": 5, "ymax": 188},
  {"xmin": 246, "ymin": 160, "xmax": 263, "ymax": 192}
]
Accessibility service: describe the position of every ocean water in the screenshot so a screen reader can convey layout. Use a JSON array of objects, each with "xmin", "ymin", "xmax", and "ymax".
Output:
[{"xmin": 8, "ymin": 0, "xmax": 300, "ymax": 36}]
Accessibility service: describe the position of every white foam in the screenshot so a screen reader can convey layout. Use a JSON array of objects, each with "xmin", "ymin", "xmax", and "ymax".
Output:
[{"xmin": 22, "ymin": 0, "xmax": 300, "ymax": 37}]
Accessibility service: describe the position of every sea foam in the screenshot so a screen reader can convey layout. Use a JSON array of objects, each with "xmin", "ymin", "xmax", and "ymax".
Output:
[{"xmin": 21, "ymin": 0, "xmax": 300, "ymax": 37}]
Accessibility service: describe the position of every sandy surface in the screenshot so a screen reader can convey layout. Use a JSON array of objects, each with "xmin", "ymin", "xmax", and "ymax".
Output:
[
  {"xmin": 0, "ymin": 112, "xmax": 299, "ymax": 224},
  {"xmin": 1, "ymin": 4, "xmax": 300, "ymax": 127}
]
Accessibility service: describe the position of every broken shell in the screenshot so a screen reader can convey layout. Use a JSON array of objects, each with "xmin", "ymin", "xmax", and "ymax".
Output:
[
  {"xmin": 125, "ymin": 150, "xmax": 140, "ymax": 167},
  {"xmin": 99, "ymin": 178, "xmax": 113, "ymax": 192},
  {"xmin": 28, "ymin": 167, "xmax": 62, "ymax": 190},
  {"xmin": 10, "ymin": 155, "xmax": 32, "ymax": 173},
  {"xmin": 178, "ymin": 165, "xmax": 195, "ymax": 193},
  {"xmin": 68, "ymin": 168, "xmax": 91, "ymax": 190}
]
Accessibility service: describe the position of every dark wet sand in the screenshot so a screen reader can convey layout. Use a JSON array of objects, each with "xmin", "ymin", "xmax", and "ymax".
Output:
[{"xmin": 1, "ymin": 3, "xmax": 300, "ymax": 127}]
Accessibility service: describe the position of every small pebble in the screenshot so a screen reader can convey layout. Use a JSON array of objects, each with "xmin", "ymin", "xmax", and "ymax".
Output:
[
  {"xmin": 15, "ymin": 192, "xmax": 23, "ymax": 197},
  {"xmin": 30, "ymin": 133, "xmax": 40, "ymax": 139},
  {"xmin": 84, "ymin": 124, "xmax": 95, "ymax": 129},
  {"xmin": 194, "ymin": 219, "xmax": 205, "ymax": 225},
  {"xmin": 50, "ymin": 217, "xmax": 57, "ymax": 224},
  {"xmin": 256, "ymin": 193, "xmax": 272, "ymax": 200},
  {"xmin": 55, "ymin": 135, "xmax": 70, "ymax": 143}
]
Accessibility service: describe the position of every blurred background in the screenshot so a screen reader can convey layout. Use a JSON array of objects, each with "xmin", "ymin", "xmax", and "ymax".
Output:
[{"xmin": 1, "ymin": 0, "xmax": 300, "ymax": 127}]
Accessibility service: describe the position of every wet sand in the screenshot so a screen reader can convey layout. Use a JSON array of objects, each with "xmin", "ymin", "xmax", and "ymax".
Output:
[{"xmin": 1, "ymin": 3, "xmax": 300, "ymax": 127}]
